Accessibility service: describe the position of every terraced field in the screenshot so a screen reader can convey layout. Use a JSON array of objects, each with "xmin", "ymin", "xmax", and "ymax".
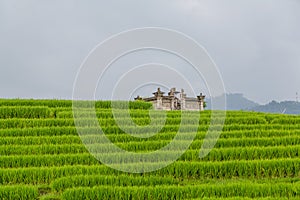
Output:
[{"xmin": 0, "ymin": 99, "xmax": 300, "ymax": 199}]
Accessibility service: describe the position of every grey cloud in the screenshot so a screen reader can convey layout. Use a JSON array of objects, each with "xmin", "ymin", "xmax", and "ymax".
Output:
[{"xmin": 0, "ymin": 0, "xmax": 299, "ymax": 104}]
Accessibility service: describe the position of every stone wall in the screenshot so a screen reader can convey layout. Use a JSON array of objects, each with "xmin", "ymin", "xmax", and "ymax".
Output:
[{"xmin": 185, "ymin": 101, "xmax": 199, "ymax": 110}]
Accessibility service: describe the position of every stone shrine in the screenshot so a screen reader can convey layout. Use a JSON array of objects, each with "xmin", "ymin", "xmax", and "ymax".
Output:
[{"xmin": 135, "ymin": 88, "xmax": 205, "ymax": 111}]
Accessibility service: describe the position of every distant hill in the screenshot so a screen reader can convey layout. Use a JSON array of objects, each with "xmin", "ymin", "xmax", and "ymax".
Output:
[
  {"xmin": 206, "ymin": 93, "xmax": 259, "ymax": 110},
  {"xmin": 248, "ymin": 101, "xmax": 300, "ymax": 115},
  {"xmin": 206, "ymin": 93, "xmax": 300, "ymax": 115}
]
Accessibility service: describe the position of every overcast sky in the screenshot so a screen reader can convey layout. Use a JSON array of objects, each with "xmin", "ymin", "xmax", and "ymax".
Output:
[{"xmin": 0, "ymin": 0, "xmax": 299, "ymax": 104}]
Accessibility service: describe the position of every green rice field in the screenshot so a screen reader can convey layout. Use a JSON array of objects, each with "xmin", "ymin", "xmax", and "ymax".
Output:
[{"xmin": 0, "ymin": 99, "xmax": 299, "ymax": 199}]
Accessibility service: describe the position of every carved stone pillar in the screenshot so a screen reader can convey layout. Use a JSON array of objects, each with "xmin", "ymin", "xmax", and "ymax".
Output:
[
  {"xmin": 157, "ymin": 96, "xmax": 162, "ymax": 109},
  {"xmin": 197, "ymin": 93, "xmax": 206, "ymax": 111},
  {"xmin": 180, "ymin": 89, "xmax": 186, "ymax": 110}
]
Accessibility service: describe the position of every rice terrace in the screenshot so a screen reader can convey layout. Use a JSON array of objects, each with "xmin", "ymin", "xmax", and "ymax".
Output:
[{"xmin": 0, "ymin": 98, "xmax": 300, "ymax": 199}]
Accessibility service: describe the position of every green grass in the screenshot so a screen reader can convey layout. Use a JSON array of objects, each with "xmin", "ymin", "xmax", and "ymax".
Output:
[{"xmin": 0, "ymin": 99, "xmax": 299, "ymax": 199}]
